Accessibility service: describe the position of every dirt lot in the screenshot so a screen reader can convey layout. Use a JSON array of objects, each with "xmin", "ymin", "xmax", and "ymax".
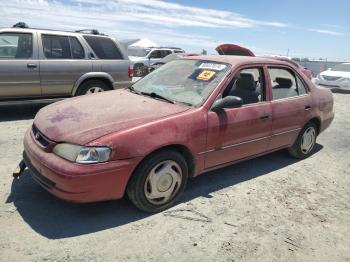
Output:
[{"xmin": 0, "ymin": 93, "xmax": 349, "ymax": 262}]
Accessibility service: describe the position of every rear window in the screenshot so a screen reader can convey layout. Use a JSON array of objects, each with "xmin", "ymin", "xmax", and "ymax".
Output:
[{"xmin": 83, "ymin": 36, "xmax": 122, "ymax": 59}]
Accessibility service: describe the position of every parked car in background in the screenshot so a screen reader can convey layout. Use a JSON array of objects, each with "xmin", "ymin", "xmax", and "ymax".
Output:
[
  {"xmin": 315, "ymin": 63, "xmax": 350, "ymax": 91},
  {"xmin": 148, "ymin": 52, "xmax": 199, "ymax": 73},
  {"xmin": 18, "ymin": 55, "xmax": 334, "ymax": 212},
  {"xmin": 128, "ymin": 46, "xmax": 185, "ymax": 76},
  {"xmin": 216, "ymin": 44, "xmax": 313, "ymax": 80},
  {"xmin": 0, "ymin": 23, "xmax": 132, "ymax": 105}
]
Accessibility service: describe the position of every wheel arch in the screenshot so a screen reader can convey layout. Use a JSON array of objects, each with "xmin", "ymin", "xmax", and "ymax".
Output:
[
  {"xmin": 131, "ymin": 144, "xmax": 196, "ymax": 180},
  {"xmin": 308, "ymin": 117, "xmax": 321, "ymax": 135},
  {"xmin": 72, "ymin": 73, "xmax": 115, "ymax": 96}
]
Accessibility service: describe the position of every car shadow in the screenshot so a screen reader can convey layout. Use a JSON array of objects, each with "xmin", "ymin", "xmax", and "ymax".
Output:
[
  {"xmin": 0, "ymin": 104, "xmax": 45, "ymax": 122},
  {"xmin": 6, "ymin": 144, "xmax": 323, "ymax": 239}
]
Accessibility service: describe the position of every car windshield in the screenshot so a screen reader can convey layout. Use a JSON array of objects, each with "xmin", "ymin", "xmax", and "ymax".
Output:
[
  {"xmin": 131, "ymin": 59, "xmax": 231, "ymax": 107},
  {"xmin": 128, "ymin": 48, "xmax": 151, "ymax": 57},
  {"xmin": 332, "ymin": 63, "xmax": 350, "ymax": 72}
]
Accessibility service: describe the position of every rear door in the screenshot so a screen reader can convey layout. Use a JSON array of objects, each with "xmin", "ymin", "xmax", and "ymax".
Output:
[
  {"xmin": 39, "ymin": 34, "xmax": 92, "ymax": 96},
  {"xmin": 267, "ymin": 66, "xmax": 311, "ymax": 150},
  {"xmin": 0, "ymin": 31, "xmax": 40, "ymax": 99}
]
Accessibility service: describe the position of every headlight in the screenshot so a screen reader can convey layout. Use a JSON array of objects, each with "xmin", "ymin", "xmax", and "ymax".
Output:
[{"xmin": 53, "ymin": 143, "xmax": 111, "ymax": 164}]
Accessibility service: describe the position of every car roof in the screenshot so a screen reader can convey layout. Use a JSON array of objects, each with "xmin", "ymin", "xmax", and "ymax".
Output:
[
  {"xmin": 184, "ymin": 55, "xmax": 292, "ymax": 67},
  {"xmin": 0, "ymin": 27, "xmax": 110, "ymax": 38}
]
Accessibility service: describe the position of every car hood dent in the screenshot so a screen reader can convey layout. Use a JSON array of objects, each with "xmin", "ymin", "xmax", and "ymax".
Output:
[{"xmin": 34, "ymin": 90, "xmax": 190, "ymax": 145}]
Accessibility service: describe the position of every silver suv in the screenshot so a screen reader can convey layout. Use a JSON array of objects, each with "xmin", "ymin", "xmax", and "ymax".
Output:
[
  {"xmin": 0, "ymin": 23, "xmax": 132, "ymax": 105},
  {"xmin": 128, "ymin": 47, "xmax": 184, "ymax": 77}
]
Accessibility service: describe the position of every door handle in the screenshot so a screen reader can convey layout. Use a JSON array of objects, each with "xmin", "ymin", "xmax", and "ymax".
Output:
[
  {"xmin": 27, "ymin": 63, "xmax": 37, "ymax": 68},
  {"xmin": 260, "ymin": 114, "xmax": 271, "ymax": 120},
  {"xmin": 305, "ymin": 105, "xmax": 311, "ymax": 111}
]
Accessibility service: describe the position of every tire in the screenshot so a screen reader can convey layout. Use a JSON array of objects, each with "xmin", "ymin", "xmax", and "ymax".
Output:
[
  {"xmin": 127, "ymin": 150, "xmax": 188, "ymax": 213},
  {"xmin": 76, "ymin": 80, "xmax": 110, "ymax": 96},
  {"xmin": 288, "ymin": 122, "xmax": 317, "ymax": 159}
]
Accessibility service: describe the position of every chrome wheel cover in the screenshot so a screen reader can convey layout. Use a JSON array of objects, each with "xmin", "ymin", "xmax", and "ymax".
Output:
[
  {"xmin": 86, "ymin": 87, "xmax": 104, "ymax": 94},
  {"xmin": 301, "ymin": 127, "xmax": 316, "ymax": 154},
  {"xmin": 144, "ymin": 160, "xmax": 182, "ymax": 205}
]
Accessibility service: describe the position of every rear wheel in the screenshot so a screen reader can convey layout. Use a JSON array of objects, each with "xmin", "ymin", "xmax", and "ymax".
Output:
[
  {"xmin": 76, "ymin": 80, "xmax": 110, "ymax": 96},
  {"xmin": 288, "ymin": 122, "xmax": 317, "ymax": 159},
  {"xmin": 127, "ymin": 150, "xmax": 188, "ymax": 213}
]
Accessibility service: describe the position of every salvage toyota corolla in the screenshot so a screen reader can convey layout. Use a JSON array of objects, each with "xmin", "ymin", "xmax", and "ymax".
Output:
[{"xmin": 16, "ymin": 56, "xmax": 334, "ymax": 212}]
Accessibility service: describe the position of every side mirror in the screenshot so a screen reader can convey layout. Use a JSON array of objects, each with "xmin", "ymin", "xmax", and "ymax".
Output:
[{"xmin": 212, "ymin": 96, "xmax": 243, "ymax": 111}]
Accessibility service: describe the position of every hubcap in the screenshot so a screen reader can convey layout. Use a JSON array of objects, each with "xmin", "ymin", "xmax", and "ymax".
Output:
[
  {"xmin": 144, "ymin": 160, "xmax": 182, "ymax": 205},
  {"xmin": 86, "ymin": 87, "xmax": 104, "ymax": 94},
  {"xmin": 301, "ymin": 127, "xmax": 316, "ymax": 154}
]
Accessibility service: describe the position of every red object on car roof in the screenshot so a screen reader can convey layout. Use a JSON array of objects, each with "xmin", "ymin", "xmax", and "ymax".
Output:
[
  {"xmin": 216, "ymin": 44, "xmax": 255, "ymax": 57},
  {"xmin": 216, "ymin": 44, "xmax": 313, "ymax": 80}
]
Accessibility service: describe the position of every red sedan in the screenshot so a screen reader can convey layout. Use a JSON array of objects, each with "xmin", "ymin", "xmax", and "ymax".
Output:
[{"xmin": 18, "ymin": 55, "xmax": 334, "ymax": 212}]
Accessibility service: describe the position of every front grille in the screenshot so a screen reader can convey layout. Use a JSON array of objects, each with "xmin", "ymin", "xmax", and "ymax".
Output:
[
  {"xmin": 322, "ymin": 75, "xmax": 342, "ymax": 81},
  {"xmin": 32, "ymin": 125, "xmax": 56, "ymax": 151}
]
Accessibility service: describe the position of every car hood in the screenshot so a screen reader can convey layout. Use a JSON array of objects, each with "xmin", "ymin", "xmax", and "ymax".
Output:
[
  {"xmin": 320, "ymin": 70, "xmax": 350, "ymax": 78},
  {"xmin": 34, "ymin": 90, "xmax": 190, "ymax": 145}
]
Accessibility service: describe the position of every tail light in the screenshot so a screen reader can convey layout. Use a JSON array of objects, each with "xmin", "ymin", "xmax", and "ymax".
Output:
[{"xmin": 128, "ymin": 65, "xmax": 133, "ymax": 78}]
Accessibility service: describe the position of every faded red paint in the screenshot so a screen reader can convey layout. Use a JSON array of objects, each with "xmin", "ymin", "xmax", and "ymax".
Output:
[{"xmin": 23, "ymin": 55, "xmax": 334, "ymax": 203}]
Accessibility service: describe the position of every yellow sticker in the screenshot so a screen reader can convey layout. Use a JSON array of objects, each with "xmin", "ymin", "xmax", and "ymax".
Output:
[{"xmin": 197, "ymin": 70, "xmax": 216, "ymax": 81}]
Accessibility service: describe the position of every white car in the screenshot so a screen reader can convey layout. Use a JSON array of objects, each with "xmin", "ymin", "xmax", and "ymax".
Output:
[
  {"xmin": 315, "ymin": 63, "xmax": 350, "ymax": 91},
  {"xmin": 128, "ymin": 47, "xmax": 184, "ymax": 77}
]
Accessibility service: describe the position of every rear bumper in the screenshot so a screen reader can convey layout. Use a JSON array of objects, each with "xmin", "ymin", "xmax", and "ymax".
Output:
[{"xmin": 23, "ymin": 128, "xmax": 142, "ymax": 203}]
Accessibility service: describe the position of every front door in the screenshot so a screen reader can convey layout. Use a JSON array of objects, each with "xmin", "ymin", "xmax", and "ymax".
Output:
[
  {"xmin": 204, "ymin": 66, "xmax": 272, "ymax": 168},
  {"xmin": 0, "ymin": 32, "xmax": 40, "ymax": 99}
]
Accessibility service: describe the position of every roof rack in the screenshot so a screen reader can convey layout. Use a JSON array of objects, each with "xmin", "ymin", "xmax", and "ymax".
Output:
[
  {"xmin": 13, "ymin": 22, "xmax": 29, "ymax": 28},
  {"xmin": 75, "ymin": 29, "xmax": 103, "ymax": 35},
  {"xmin": 161, "ymin": 47, "xmax": 183, "ymax": 50}
]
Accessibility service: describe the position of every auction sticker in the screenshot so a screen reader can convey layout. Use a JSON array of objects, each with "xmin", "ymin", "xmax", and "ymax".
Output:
[
  {"xmin": 197, "ymin": 70, "xmax": 216, "ymax": 81},
  {"xmin": 199, "ymin": 63, "xmax": 227, "ymax": 71}
]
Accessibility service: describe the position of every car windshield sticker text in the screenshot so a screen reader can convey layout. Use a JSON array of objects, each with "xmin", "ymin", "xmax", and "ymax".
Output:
[
  {"xmin": 197, "ymin": 70, "xmax": 216, "ymax": 81},
  {"xmin": 199, "ymin": 63, "xmax": 227, "ymax": 71}
]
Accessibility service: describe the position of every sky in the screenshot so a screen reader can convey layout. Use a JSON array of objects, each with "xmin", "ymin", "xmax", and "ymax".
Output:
[{"xmin": 0, "ymin": 0, "xmax": 349, "ymax": 60}]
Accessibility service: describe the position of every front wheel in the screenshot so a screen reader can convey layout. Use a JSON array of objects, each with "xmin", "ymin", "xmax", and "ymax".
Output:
[
  {"xmin": 288, "ymin": 122, "xmax": 317, "ymax": 159},
  {"xmin": 127, "ymin": 150, "xmax": 188, "ymax": 213}
]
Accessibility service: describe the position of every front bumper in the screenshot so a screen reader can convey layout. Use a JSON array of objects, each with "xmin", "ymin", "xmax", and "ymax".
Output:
[{"xmin": 23, "ymin": 128, "xmax": 142, "ymax": 203}]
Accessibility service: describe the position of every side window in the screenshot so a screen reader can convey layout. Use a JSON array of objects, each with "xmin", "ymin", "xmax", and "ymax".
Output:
[
  {"xmin": 0, "ymin": 33, "xmax": 32, "ymax": 59},
  {"xmin": 83, "ymin": 36, "xmax": 122, "ymax": 59},
  {"xmin": 222, "ymin": 67, "xmax": 265, "ymax": 105},
  {"xmin": 268, "ymin": 68, "xmax": 298, "ymax": 100},
  {"xmin": 42, "ymin": 35, "xmax": 71, "ymax": 59},
  {"xmin": 150, "ymin": 50, "xmax": 162, "ymax": 59},
  {"xmin": 296, "ymin": 76, "xmax": 307, "ymax": 95},
  {"xmin": 161, "ymin": 50, "xmax": 172, "ymax": 57},
  {"xmin": 69, "ymin": 37, "xmax": 85, "ymax": 59}
]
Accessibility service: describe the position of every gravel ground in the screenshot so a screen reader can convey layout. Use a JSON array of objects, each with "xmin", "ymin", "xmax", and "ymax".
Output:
[{"xmin": 0, "ymin": 93, "xmax": 349, "ymax": 262}]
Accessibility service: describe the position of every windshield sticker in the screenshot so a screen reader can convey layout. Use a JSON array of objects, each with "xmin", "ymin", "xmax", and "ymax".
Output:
[
  {"xmin": 199, "ymin": 63, "xmax": 227, "ymax": 71},
  {"xmin": 197, "ymin": 70, "xmax": 216, "ymax": 81}
]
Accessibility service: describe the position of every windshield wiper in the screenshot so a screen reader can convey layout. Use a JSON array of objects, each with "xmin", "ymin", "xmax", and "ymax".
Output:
[{"xmin": 140, "ymin": 92, "xmax": 175, "ymax": 104}]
